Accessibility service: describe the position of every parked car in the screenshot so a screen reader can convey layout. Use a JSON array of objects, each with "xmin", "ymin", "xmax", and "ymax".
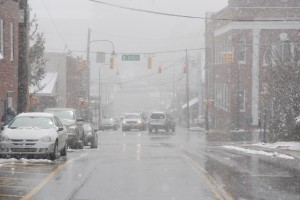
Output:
[
  {"xmin": 99, "ymin": 118, "xmax": 118, "ymax": 131},
  {"xmin": 148, "ymin": 112, "xmax": 175, "ymax": 133},
  {"xmin": 0, "ymin": 112, "xmax": 68, "ymax": 160},
  {"xmin": 122, "ymin": 113, "xmax": 146, "ymax": 131},
  {"xmin": 44, "ymin": 108, "xmax": 84, "ymax": 149},
  {"xmin": 83, "ymin": 123, "xmax": 98, "ymax": 148}
]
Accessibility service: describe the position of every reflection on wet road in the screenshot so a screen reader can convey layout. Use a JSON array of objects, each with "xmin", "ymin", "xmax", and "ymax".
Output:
[{"xmin": 0, "ymin": 127, "xmax": 299, "ymax": 200}]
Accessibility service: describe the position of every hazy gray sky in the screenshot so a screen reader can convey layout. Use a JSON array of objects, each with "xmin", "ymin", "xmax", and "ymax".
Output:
[
  {"xmin": 29, "ymin": 0, "xmax": 228, "ymax": 54},
  {"xmin": 29, "ymin": 0, "xmax": 228, "ymax": 110}
]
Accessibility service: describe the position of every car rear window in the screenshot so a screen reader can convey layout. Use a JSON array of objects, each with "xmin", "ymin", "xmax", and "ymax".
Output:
[{"xmin": 150, "ymin": 113, "xmax": 165, "ymax": 119}]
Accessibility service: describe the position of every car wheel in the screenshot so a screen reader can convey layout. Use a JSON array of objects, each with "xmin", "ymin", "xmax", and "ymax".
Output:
[
  {"xmin": 49, "ymin": 141, "xmax": 59, "ymax": 160},
  {"xmin": 61, "ymin": 143, "xmax": 67, "ymax": 157}
]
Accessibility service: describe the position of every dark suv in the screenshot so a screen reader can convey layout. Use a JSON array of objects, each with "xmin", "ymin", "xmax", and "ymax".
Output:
[
  {"xmin": 148, "ymin": 112, "xmax": 175, "ymax": 133},
  {"xmin": 44, "ymin": 108, "xmax": 84, "ymax": 149}
]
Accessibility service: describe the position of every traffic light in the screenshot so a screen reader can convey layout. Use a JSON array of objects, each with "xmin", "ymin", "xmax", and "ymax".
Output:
[
  {"xmin": 78, "ymin": 59, "xmax": 86, "ymax": 71},
  {"xmin": 147, "ymin": 57, "xmax": 152, "ymax": 69},
  {"xmin": 110, "ymin": 56, "xmax": 114, "ymax": 70},
  {"xmin": 183, "ymin": 64, "xmax": 188, "ymax": 73},
  {"xmin": 158, "ymin": 64, "xmax": 162, "ymax": 74},
  {"xmin": 223, "ymin": 52, "xmax": 234, "ymax": 64}
]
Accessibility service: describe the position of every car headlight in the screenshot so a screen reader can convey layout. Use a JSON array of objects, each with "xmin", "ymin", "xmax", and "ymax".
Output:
[
  {"xmin": 122, "ymin": 120, "xmax": 126, "ymax": 124},
  {"xmin": 40, "ymin": 136, "xmax": 51, "ymax": 142},
  {"xmin": 0, "ymin": 134, "xmax": 9, "ymax": 142},
  {"xmin": 138, "ymin": 120, "xmax": 141, "ymax": 124}
]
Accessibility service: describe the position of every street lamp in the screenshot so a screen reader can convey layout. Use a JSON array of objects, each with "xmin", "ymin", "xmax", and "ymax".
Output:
[{"xmin": 86, "ymin": 32, "xmax": 116, "ymax": 125}]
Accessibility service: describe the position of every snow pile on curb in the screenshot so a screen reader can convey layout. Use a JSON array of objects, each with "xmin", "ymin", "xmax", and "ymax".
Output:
[
  {"xmin": 223, "ymin": 145, "xmax": 295, "ymax": 160},
  {"xmin": 253, "ymin": 142, "xmax": 300, "ymax": 151}
]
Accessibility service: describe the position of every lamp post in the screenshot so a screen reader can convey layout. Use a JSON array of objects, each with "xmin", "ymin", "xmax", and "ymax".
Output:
[{"xmin": 86, "ymin": 34, "xmax": 115, "ymax": 125}]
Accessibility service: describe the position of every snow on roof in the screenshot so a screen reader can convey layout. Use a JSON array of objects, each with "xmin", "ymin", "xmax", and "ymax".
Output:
[
  {"xmin": 182, "ymin": 97, "xmax": 199, "ymax": 109},
  {"xmin": 29, "ymin": 72, "xmax": 57, "ymax": 96},
  {"xmin": 17, "ymin": 112, "xmax": 55, "ymax": 117}
]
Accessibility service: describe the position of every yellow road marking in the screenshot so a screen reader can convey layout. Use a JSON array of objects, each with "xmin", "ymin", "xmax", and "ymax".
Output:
[
  {"xmin": 20, "ymin": 161, "xmax": 67, "ymax": 200},
  {"xmin": 0, "ymin": 194, "xmax": 25, "ymax": 198},
  {"xmin": 181, "ymin": 154, "xmax": 235, "ymax": 200},
  {"xmin": 0, "ymin": 184, "xmax": 34, "ymax": 189}
]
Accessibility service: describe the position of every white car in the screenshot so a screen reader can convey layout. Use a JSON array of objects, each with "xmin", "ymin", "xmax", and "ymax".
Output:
[{"xmin": 0, "ymin": 112, "xmax": 68, "ymax": 160}]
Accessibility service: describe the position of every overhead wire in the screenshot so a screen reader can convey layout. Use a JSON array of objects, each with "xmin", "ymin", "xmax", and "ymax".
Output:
[{"xmin": 88, "ymin": 0, "xmax": 300, "ymax": 21}]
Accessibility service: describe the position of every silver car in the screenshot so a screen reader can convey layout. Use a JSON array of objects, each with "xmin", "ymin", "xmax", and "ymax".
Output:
[{"xmin": 0, "ymin": 112, "xmax": 68, "ymax": 160}]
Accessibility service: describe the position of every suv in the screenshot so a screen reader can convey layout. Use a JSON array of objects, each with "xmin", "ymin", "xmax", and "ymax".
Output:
[
  {"xmin": 122, "ymin": 113, "xmax": 146, "ymax": 131},
  {"xmin": 148, "ymin": 112, "xmax": 175, "ymax": 133},
  {"xmin": 44, "ymin": 108, "xmax": 84, "ymax": 149}
]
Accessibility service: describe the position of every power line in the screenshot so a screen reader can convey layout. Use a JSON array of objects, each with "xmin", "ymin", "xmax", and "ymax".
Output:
[{"xmin": 88, "ymin": 0, "xmax": 300, "ymax": 22}]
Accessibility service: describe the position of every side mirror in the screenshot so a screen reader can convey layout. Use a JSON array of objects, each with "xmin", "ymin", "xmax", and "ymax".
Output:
[
  {"xmin": 76, "ymin": 118, "xmax": 84, "ymax": 122},
  {"xmin": 94, "ymin": 129, "xmax": 98, "ymax": 132},
  {"xmin": 1, "ymin": 126, "xmax": 4, "ymax": 130},
  {"xmin": 57, "ymin": 127, "xmax": 64, "ymax": 131}
]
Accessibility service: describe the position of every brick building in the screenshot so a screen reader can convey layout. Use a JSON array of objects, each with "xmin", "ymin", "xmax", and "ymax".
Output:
[
  {"xmin": 0, "ymin": 0, "xmax": 20, "ymax": 116},
  {"xmin": 205, "ymin": 0, "xmax": 300, "ymax": 130}
]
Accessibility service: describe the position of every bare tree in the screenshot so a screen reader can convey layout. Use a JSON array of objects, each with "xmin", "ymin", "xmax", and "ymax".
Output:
[
  {"xmin": 29, "ymin": 14, "xmax": 47, "ymax": 94},
  {"xmin": 263, "ymin": 40, "xmax": 300, "ymax": 141}
]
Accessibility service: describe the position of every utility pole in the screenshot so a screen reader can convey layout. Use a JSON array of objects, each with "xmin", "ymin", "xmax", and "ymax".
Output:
[
  {"xmin": 98, "ymin": 66, "xmax": 101, "ymax": 125},
  {"xmin": 186, "ymin": 49, "xmax": 190, "ymax": 129},
  {"xmin": 172, "ymin": 67, "xmax": 175, "ymax": 117},
  {"xmin": 18, "ymin": 0, "xmax": 29, "ymax": 113},
  {"xmin": 86, "ymin": 28, "xmax": 91, "ymax": 100}
]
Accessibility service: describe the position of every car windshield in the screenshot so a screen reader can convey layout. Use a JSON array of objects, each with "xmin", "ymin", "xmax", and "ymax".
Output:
[
  {"xmin": 151, "ymin": 113, "xmax": 165, "ymax": 119},
  {"xmin": 124, "ymin": 114, "xmax": 139, "ymax": 119},
  {"xmin": 45, "ymin": 110, "xmax": 74, "ymax": 120},
  {"xmin": 101, "ymin": 119, "xmax": 113, "ymax": 123},
  {"xmin": 9, "ymin": 116, "xmax": 54, "ymax": 129},
  {"xmin": 83, "ymin": 124, "xmax": 92, "ymax": 132}
]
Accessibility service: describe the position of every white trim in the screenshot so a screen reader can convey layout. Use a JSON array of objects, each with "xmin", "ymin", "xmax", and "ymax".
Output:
[{"xmin": 214, "ymin": 21, "xmax": 300, "ymax": 36}]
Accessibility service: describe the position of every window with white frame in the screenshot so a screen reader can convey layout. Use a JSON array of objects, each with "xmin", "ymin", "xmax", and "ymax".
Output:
[
  {"xmin": 10, "ymin": 22, "xmax": 14, "ymax": 61},
  {"xmin": 0, "ymin": 18, "xmax": 4, "ymax": 60},
  {"xmin": 214, "ymin": 83, "xmax": 229, "ymax": 111},
  {"xmin": 238, "ymin": 38, "xmax": 246, "ymax": 63}
]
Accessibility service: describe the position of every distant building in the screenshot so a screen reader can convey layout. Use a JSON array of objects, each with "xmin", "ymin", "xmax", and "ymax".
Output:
[
  {"xmin": 0, "ymin": 0, "xmax": 20, "ymax": 116},
  {"xmin": 205, "ymin": 0, "xmax": 300, "ymax": 130},
  {"xmin": 29, "ymin": 52, "xmax": 87, "ymax": 110}
]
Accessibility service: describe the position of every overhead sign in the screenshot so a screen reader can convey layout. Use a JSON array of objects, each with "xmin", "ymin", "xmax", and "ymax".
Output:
[{"xmin": 122, "ymin": 54, "xmax": 140, "ymax": 61}]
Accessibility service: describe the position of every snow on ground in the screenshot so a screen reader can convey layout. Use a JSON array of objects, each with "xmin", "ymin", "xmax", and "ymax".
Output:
[
  {"xmin": 223, "ymin": 145, "xmax": 295, "ymax": 160},
  {"xmin": 0, "ymin": 158, "xmax": 52, "ymax": 165},
  {"xmin": 253, "ymin": 142, "xmax": 300, "ymax": 151}
]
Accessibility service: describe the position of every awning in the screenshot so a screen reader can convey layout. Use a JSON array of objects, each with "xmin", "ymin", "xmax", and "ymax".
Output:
[
  {"xmin": 182, "ymin": 97, "xmax": 199, "ymax": 109},
  {"xmin": 29, "ymin": 72, "xmax": 57, "ymax": 96}
]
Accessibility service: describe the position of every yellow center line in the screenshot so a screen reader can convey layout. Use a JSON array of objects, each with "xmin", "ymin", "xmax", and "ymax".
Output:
[
  {"xmin": 181, "ymin": 154, "xmax": 235, "ymax": 200},
  {"xmin": 19, "ymin": 154, "xmax": 87, "ymax": 200},
  {"xmin": 0, "ymin": 184, "xmax": 34, "ymax": 190}
]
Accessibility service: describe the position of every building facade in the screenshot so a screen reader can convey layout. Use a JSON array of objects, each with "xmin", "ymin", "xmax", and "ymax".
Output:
[
  {"xmin": 205, "ymin": 0, "xmax": 300, "ymax": 130},
  {"xmin": 0, "ymin": 0, "xmax": 20, "ymax": 116}
]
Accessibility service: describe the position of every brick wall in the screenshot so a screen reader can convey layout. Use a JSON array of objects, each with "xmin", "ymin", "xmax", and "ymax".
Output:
[{"xmin": 0, "ymin": 0, "xmax": 19, "ymax": 117}]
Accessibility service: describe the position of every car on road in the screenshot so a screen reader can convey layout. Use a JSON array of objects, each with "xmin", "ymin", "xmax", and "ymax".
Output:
[
  {"xmin": 83, "ymin": 123, "xmax": 98, "ymax": 148},
  {"xmin": 122, "ymin": 113, "xmax": 146, "ymax": 131},
  {"xmin": 99, "ymin": 118, "xmax": 118, "ymax": 131},
  {"xmin": 148, "ymin": 112, "xmax": 175, "ymax": 133},
  {"xmin": 0, "ymin": 112, "xmax": 68, "ymax": 160},
  {"xmin": 44, "ymin": 108, "xmax": 84, "ymax": 149}
]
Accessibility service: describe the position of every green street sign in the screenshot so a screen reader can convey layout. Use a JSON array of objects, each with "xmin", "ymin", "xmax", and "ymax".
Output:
[{"xmin": 122, "ymin": 54, "xmax": 140, "ymax": 61}]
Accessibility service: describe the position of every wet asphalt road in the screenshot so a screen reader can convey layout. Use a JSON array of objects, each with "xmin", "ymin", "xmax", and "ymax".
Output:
[{"xmin": 0, "ymin": 127, "xmax": 299, "ymax": 200}]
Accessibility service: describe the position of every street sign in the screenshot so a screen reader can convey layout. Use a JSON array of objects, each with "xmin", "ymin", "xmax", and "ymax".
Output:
[{"xmin": 122, "ymin": 54, "xmax": 140, "ymax": 61}]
